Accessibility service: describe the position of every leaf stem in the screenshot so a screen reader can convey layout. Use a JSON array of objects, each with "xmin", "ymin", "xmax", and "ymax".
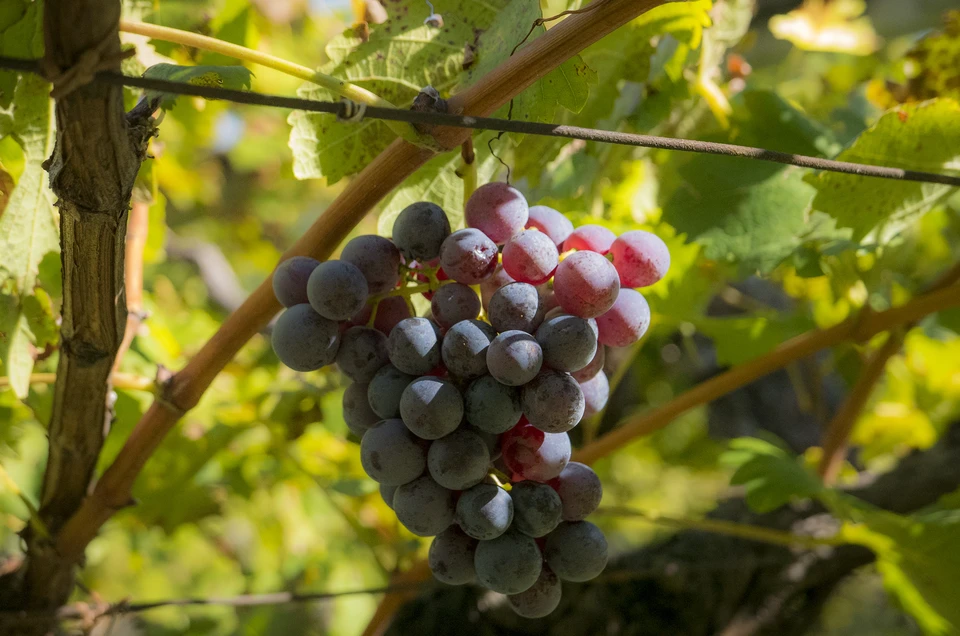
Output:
[{"xmin": 118, "ymin": 20, "xmax": 397, "ymax": 111}]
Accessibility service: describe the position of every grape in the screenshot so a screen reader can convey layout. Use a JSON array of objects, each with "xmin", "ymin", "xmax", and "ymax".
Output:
[
  {"xmin": 392, "ymin": 201, "xmax": 451, "ymax": 262},
  {"xmin": 537, "ymin": 283, "xmax": 559, "ymax": 319},
  {"xmin": 429, "ymin": 527, "xmax": 477, "ymax": 585},
  {"xmin": 336, "ymin": 326, "xmax": 389, "ymax": 382},
  {"xmin": 427, "ymin": 428, "xmax": 490, "ymax": 490},
  {"xmin": 465, "ymin": 182, "xmax": 529, "ymax": 245},
  {"xmin": 380, "ymin": 483, "xmax": 398, "ymax": 509},
  {"xmin": 393, "ymin": 475, "xmax": 455, "ymax": 536},
  {"xmin": 572, "ymin": 344, "xmax": 605, "ymax": 382},
  {"xmin": 535, "ymin": 314, "xmax": 598, "ymax": 373},
  {"xmin": 441, "ymin": 319, "xmax": 497, "ymax": 380},
  {"xmin": 522, "ymin": 371, "xmax": 584, "ymax": 433},
  {"xmin": 387, "ymin": 317, "xmax": 442, "ymax": 375},
  {"xmin": 480, "ymin": 263, "xmax": 515, "ymax": 310},
  {"xmin": 463, "ymin": 375, "xmax": 522, "ymax": 434},
  {"xmin": 510, "ymin": 480, "xmax": 562, "ymax": 538},
  {"xmin": 502, "ymin": 230, "xmax": 559, "ymax": 285},
  {"xmin": 579, "ymin": 371, "xmax": 609, "ymax": 419},
  {"xmin": 563, "ymin": 224, "xmax": 616, "ymax": 254},
  {"xmin": 371, "ymin": 296, "xmax": 412, "ymax": 335},
  {"xmin": 439, "ymin": 229, "xmax": 498, "ymax": 285},
  {"xmin": 359, "ymin": 419, "xmax": 427, "ymax": 486},
  {"xmin": 430, "ymin": 283, "xmax": 481, "ymax": 330},
  {"xmin": 343, "ymin": 381, "xmax": 379, "ymax": 438},
  {"xmin": 455, "ymin": 483, "xmax": 514, "ymax": 540},
  {"xmin": 474, "ymin": 531, "xmax": 543, "ymax": 594},
  {"xmin": 487, "ymin": 331, "xmax": 543, "ymax": 386},
  {"xmin": 544, "ymin": 521, "xmax": 608, "ymax": 582},
  {"xmin": 526, "ymin": 205, "xmax": 573, "ymax": 248},
  {"xmin": 488, "ymin": 283, "xmax": 542, "ymax": 334},
  {"xmin": 555, "ymin": 462, "xmax": 602, "ymax": 521},
  {"xmin": 368, "ymin": 364, "xmax": 416, "ymax": 419},
  {"xmin": 610, "ymin": 230, "xmax": 670, "ymax": 288},
  {"xmin": 507, "ymin": 566, "xmax": 562, "ymax": 618},
  {"xmin": 466, "ymin": 423, "xmax": 502, "ymax": 460},
  {"xmin": 306, "ymin": 260, "xmax": 368, "ymax": 321},
  {"xmin": 501, "ymin": 420, "xmax": 571, "ymax": 482},
  {"xmin": 595, "ymin": 288, "xmax": 651, "ymax": 347},
  {"xmin": 341, "ymin": 235, "xmax": 402, "ymax": 295},
  {"xmin": 553, "ymin": 251, "xmax": 620, "ymax": 319},
  {"xmin": 273, "ymin": 256, "xmax": 319, "ymax": 307},
  {"xmin": 399, "ymin": 376, "xmax": 464, "ymax": 440},
  {"xmin": 272, "ymin": 304, "xmax": 341, "ymax": 371}
]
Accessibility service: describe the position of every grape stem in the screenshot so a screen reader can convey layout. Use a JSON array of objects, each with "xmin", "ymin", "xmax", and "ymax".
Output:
[{"xmin": 456, "ymin": 138, "xmax": 477, "ymax": 209}]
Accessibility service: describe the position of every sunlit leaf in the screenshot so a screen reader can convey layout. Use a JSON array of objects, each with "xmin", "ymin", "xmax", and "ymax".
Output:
[
  {"xmin": 769, "ymin": 0, "xmax": 879, "ymax": 56},
  {"xmin": 143, "ymin": 63, "xmax": 254, "ymax": 109}
]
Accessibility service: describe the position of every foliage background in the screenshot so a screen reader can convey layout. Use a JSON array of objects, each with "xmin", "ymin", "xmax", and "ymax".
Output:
[{"xmin": 1, "ymin": 0, "xmax": 959, "ymax": 634}]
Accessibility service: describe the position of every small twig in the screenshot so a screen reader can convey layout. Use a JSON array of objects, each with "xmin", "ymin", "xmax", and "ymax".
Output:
[
  {"xmin": 457, "ymin": 139, "xmax": 477, "ymax": 208},
  {"xmin": 111, "ymin": 199, "xmax": 149, "ymax": 376}
]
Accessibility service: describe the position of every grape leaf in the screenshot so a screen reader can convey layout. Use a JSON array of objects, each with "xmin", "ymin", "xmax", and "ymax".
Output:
[
  {"xmin": 695, "ymin": 313, "xmax": 814, "ymax": 367},
  {"xmin": 142, "ymin": 63, "xmax": 254, "ymax": 109},
  {"xmin": 721, "ymin": 437, "xmax": 824, "ymax": 513},
  {"xmin": 0, "ymin": 0, "xmax": 43, "ymax": 110},
  {"xmin": 662, "ymin": 157, "xmax": 816, "ymax": 274},
  {"xmin": 807, "ymin": 99, "xmax": 960, "ymax": 240}
]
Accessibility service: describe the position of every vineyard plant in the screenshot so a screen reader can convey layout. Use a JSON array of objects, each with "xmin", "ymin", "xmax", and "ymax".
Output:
[{"xmin": 1, "ymin": 0, "xmax": 960, "ymax": 634}]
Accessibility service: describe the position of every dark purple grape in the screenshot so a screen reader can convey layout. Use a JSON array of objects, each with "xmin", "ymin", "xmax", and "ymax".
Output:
[
  {"xmin": 341, "ymin": 234, "xmax": 402, "ymax": 294},
  {"xmin": 507, "ymin": 565, "xmax": 562, "ymax": 618},
  {"xmin": 393, "ymin": 475, "xmax": 455, "ymax": 536},
  {"xmin": 487, "ymin": 331, "xmax": 543, "ymax": 386},
  {"xmin": 343, "ymin": 381, "xmax": 379, "ymax": 438},
  {"xmin": 359, "ymin": 419, "xmax": 427, "ymax": 486},
  {"xmin": 429, "ymin": 526, "xmax": 477, "ymax": 585},
  {"xmin": 572, "ymin": 345, "xmax": 605, "ymax": 382},
  {"xmin": 273, "ymin": 256, "xmax": 320, "ymax": 307},
  {"xmin": 392, "ymin": 202, "xmax": 451, "ymax": 262},
  {"xmin": 441, "ymin": 319, "xmax": 496, "ymax": 380},
  {"xmin": 474, "ymin": 531, "xmax": 542, "ymax": 594},
  {"xmin": 307, "ymin": 260, "xmax": 369, "ymax": 321},
  {"xmin": 336, "ymin": 326, "xmax": 389, "ymax": 382},
  {"xmin": 431, "ymin": 283, "xmax": 481, "ymax": 330},
  {"xmin": 463, "ymin": 375, "xmax": 522, "ymax": 434},
  {"xmin": 456, "ymin": 483, "xmax": 513, "ymax": 540},
  {"xmin": 399, "ymin": 376, "xmax": 464, "ymax": 440},
  {"xmin": 510, "ymin": 480, "xmax": 562, "ymax": 538},
  {"xmin": 535, "ymin": 314, "xmax": 598, "ymax": 373},
  {"xmin": 368, "ymin": 364, "xmax": 415, "ymax": 419},
  {"xmin": 272, "ymin": 304, "xmax": 340, "ymax": 371},
  {"xmin": 522, "ymin": 370, "xmax": 584, "ymax": 433},
  {"xmin": 439, "ymin": 228, "xmax": 498, "ymax": 285},
  {"xmin": 387, "ymin": 317, "xmax": 442, "ymax": 375},
  {"xmin": 544, "ymin": 521, "xmax": 608, "ymax": 582},
  {"xmin": 555, "ymin": 462, "xmax": 602, "ymax": 521},
  {"xmin": 427, "ymin": 428, "xmax": 490, "ymax": 490},
  {"xmin": 488, "ymin": 282, "xmax": 542, "ymax": 334}
]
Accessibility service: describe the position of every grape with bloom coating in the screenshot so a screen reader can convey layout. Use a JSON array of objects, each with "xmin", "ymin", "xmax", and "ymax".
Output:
[
  {"xmin": 392, "ymin": 201, "xmax": 451, "ymax": 261},
  {"xmin": 502, "ymin": 230, "xmax": 559, "ymax": 285},
  {"xmin": 439, "ymin": 228, "xmax": 499, "ymax": 284},
  {"xmin": 579, "ymin": 371, "xmax": 609, "ymax": 419},
  {"xmin": 501, "ymin": 420, "xmax": 571, "ymax": 482},
  {"xmin": 272, "ymin": 304, "xmax": 340, "ymax": 371},
  {"xmin": 336, "ymin": 326, "xmax": 388, "ymax": 382},
  {"xmin": 526, "ymin": 205, "xmax": 573, "ymax": 247},
  {"xmin": 610, "ymin": 230, "xmax": 670, "ymax": 288},
  {"xmin": 480, "ymin": 263, "xmax": 515, "ymax": 310},
  {"xmin": 465, "ymin": 182, "xmax": 529, "ymax": 245},
  {"xmin": 342, "ymin": 381, "xmax": 379, "ymax": 438},
  {"xmin": 341, "ymin": 235, "xmax": 402, "ymax": 294},
  {"xmin": 367, "ymin": 364, "xmax": 415, "ymax": 418},
  {"xmin": 399, "ymin": 376, "xmax": 463, "ymax": 440},
  {"xmin": 522, "ymin": 370, "xmax": 585, "ymax": 433},
  {"xmin": 456, "ymin": 483, "xmax": 514, "ymax": 540},
  {"xmin": 430, "ymin": 282, "xmax": 481, "ymax": 330},
  {"xmin": 553, "ymin": 251, "xmax": 620, "ymax": 319},
  {"xmin": 507, "ymin": 566, "xmax": 562, "ymax": 618},
  {"xmin": 273, "ymin": 256, "xmax": 319, "ymax": 307},
  {"xmin": 487, "ymin": 331, "xmax": 543, "ymax": 386},
  {"xmin": 359, "ymin": 419, "xmax": 426, "ymax": 486},
  {"xmin": 595, "ymin": 288, "xmax": 650, "ymax": 347},
  {"xmin": 572, "ymin": 344, "xmax": 605, "ymax": 382},
  {"xmin": 441, "ymin": 319, "xmax": 497, "ymax": 380},
  {"xmin": 463, "ymin": 375, "xmax": 522, "ymax": 434},
  {"xmin": 429, "ymin": 527, "xmax": 477, "ymax": 585},
  {"xmin": 563, "ymin": 224, "xmax": 616, "ymax": 254},
  {"xmin": 387, "ymin": 317, "xmax": 442, "ymax": 375},
  {"xmin": 393, "ymin": 475, "xmax": 455, "ymax": 536},
  {"xmin": 474, "ymin": 531, "xmax": 543, "ymax": 594},
  {"xmin": 307, "ymin": 260, "xmax": 369, "ymax": 321},
  {"xmin": 380, "ymin": 483, "xmax": 397, "ymax": 509},
  {"xmin": 488, "ymin": 282, "xmax": 542, "ymax": 334},
  {"xmin": 536, "ymin": 313, "xmax": 598, "ymax": 373},
  {"xmin": 510, "ymin": 480, "xmax": 562, "ymax": 538},
  {"xmin": 428, "ymin": 428, "xmax": 490, "ymax": 490},
  {"xmin": 555, "ymin": 462, "xmax": 603, "ymax": 521},
  {"xmin": 371, "ymin": 295, "xmax": 412, "ymax": 335},
  {"xmin": 544, "ymin": 521, "xmax": 608, "ymax": 582}
]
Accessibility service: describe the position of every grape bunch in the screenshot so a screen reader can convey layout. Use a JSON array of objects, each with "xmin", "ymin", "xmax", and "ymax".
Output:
[{"xmin": 270, "ymin": 182, "xmax": 670, "ymax": 617}]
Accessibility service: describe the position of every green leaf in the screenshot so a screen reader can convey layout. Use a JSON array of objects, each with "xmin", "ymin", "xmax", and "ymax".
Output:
[
  {"xmin": 808, "ymin": 99, "xmax": 960, "ymax": 240},
  {"xmin": 721, "ymin": 437, "xmax": 824, "ymax": 513},
  {"xmin": 0, "ymin": 0, "xmax": 43, "ymax": 110},
  {"xmin": 735, "ymin": 91, "xmax": 841, "ymax": 157},
  {"xmin": 695, "ymin": 313, "xmax": 814, "ymax": 367},
  {"xmin": 0, "ymin": 294, "xmax": 34, "ymax": 399},
  {"xmin": 142, "ymin": 63, "xmax": 254, "ymax": 109},
  {"xmin": 662, "ymin": 157, "xmax": 816, "ymax": 274}
]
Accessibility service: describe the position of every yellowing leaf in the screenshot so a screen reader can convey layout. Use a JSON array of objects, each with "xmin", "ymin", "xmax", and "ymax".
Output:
[{"xmin": 769, "ymin": 0, "xmax": 879, "ymax": 56}]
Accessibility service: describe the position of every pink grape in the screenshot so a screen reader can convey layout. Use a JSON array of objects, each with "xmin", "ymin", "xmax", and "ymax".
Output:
[
  {"xmin": 595, "ymin": 288, "xmax": 650, "ymax": 347},
  {"xmin": 372, "ymin": 296, "xmax": 412, "ymax": 335},
  {"xmin": 480, "ymin": 264, "xmax": 515, "ymax": 310},
  {"xmin": 501, "ymin": 419, "xmax": 571, "ymax": 482},
  {"xmin": 526, "ymin": 205, "xmax": 573, "ymax": 247},
  {"xmin": 440, "ymin": 228, "xmax": 499, "ymax": 284},
  {"xmin": 610, "ymin": 230, "xmax": 670, "ymax": 288},
  {"xmin": 553, "ymin": 251, "xmax": 620, "ymax": 319},
  {"xmin": 465, "ymin": 182, "xmax": 529, "ymax": 245},
  {"xmin": 578, "ymin": 371, "xmax": 609, "ymax": 419},
  {"xmin": 563, "ymin": 225, "xmax": 616, "ymax": 254},
  {"xmin": 502, "ymin": 230, "xmax": 559, "ymax": 285},
  {"xmin": 572, "ymin": 344, "xmax": 605, "ymax": 382}
]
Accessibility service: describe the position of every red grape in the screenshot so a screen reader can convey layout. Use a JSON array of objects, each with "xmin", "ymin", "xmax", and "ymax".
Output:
[
  {"xmin": 595, "ymin": 288, "xmax": 650, "ymax": 347},
  {"xmin": 610, "ymin": 230, "xmax": 670, "ymax": 288},
  {"xmin": 502, "ymin": 230, "xmax": 559, "ymax": 285},
  {"xmin": 465, "ymin": 182, "xmax": 529, "ymax": 245},
  {"xmin": 553, "ymin": 251, "xmax": 620, "ymax": 319},
  {"xmin": 440, "ymin": 228, "xmax": 499, "ymax": 284},
  {"xmin": 501, "ymin": 419, "xmax": 571, "ymax": 482},
  {"xmin": 563, "ymin": 225, "xmax": 615, "ymax": 254},
  {"xmin": 526, "ymin": 205, "xmax": 573, "ymax": 247}
]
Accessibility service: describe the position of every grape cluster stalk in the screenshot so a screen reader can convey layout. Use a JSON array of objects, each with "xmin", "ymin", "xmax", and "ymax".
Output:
[{"xmin": 270, "ymin": 182, "xmax": 670, "ymax": 617}]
